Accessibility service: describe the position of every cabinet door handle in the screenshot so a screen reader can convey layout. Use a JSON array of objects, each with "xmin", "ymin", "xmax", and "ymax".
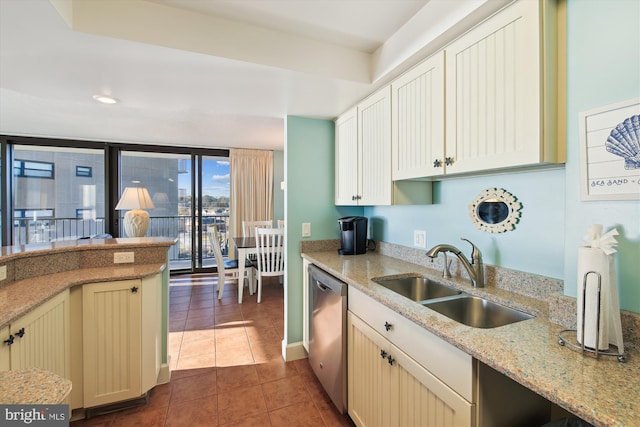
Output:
[
  {"xmin": 15, "ymin": 328, "xmax": 25, "ymax": 338},
  {"xmin": 131, "ymin": 286, "xmax": 139, "ymax": 293},
  {"xmin": 445, "ymin": 156, "xmax": 455, "ymax": 166},
  {"xmin": 433, "ymin": 159, "xmax": 443, "ymax": 168},
  {"xmin": 380, "ymin": 349, "xmax": 388, "ymax": 359},
  {"xmin": 384, "ymin": 321, "xmax": 393, "ymax": 332},
  {"xmin": 3, "ymin": 335, "xmax": 14, "ymax": 346},
  {"xmin": 387, "ymin": 355, "xmax": 395, "ymax": 366}
]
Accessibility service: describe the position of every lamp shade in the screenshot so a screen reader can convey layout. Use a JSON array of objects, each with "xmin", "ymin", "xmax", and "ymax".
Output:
[
  {"xmin": 115, "ymin": 187, "xmax": 155, "ymax": 210},
  {"xmin": 116, "ymin": 187, "xmax": 155, "ymax": 237}
]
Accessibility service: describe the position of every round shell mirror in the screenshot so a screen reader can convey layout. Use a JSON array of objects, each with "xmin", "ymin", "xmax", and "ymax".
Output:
[{"xmin": 468, "ymin": 188, "xmax": 522, "ymax": 233}]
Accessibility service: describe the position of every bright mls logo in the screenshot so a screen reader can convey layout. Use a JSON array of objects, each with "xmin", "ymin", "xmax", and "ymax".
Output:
[{"xmin": 1, "ymin": 405, "xmax": 68, "ymax": 426}]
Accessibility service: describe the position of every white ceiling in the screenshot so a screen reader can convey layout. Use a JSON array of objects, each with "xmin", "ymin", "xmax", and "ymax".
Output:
[{"xmin": 0, "ymin": 0, "xmax": 509, "ymax": 151}]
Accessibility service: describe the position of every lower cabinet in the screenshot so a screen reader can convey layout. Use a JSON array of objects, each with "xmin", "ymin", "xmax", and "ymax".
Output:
[
  {"xmin": 348, "ymin": 311, "xmax": 473, "ymax": 427},
  {"xmin": 0, "ymin": 290, "xmax": 70, "ymax": 378},
  {"xmin": 81, "ymin": 275, "xmax": 162, "ymax": 408}
]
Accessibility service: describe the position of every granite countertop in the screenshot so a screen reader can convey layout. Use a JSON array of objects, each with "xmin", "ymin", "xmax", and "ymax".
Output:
[
  {"xmin": 302, "ymin": 250, "xmax": 639, "ymax": 427},
  {"xmin": 0, "ymin": 263, "xmax": 165, "ymax": 329},
  {"xmin": 0, "ymin": 368, "xmax": 72, "ymax": 404},
  {"xmin": 0, "ymin": 237, "xmax": 177, "ymax": 259}
]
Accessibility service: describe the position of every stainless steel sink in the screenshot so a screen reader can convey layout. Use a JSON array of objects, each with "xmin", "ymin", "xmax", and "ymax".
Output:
[
  {"xmin": 373, "ymin": 275, "xmax": 461, "ymax": 302},
  {"xmin": 423, "ymin": 295, "xmax": 534, "ymax": 328}
]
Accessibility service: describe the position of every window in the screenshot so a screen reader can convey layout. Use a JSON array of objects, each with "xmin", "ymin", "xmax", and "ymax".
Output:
[
  {"xmin": 76, "ymin": 166, "xmax": 92, "ymax": 177},
  {"xmin": 14, "ymin": 159, "xmax": 54, "ymax": 179},
  {"xmin": 14, "ymin": 209, "xmax": 54, "ymax": 219}
]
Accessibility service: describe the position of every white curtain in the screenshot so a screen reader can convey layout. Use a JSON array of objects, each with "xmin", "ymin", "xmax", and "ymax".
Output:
[{"xmin": 229, "ymin": 149, "xmax": 273, "ymax": 257}]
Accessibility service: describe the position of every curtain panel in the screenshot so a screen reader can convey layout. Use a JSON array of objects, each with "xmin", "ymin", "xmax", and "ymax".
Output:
[{"xmin": 229, "ymin": 149, "xmax": 273, "ymax": 258}]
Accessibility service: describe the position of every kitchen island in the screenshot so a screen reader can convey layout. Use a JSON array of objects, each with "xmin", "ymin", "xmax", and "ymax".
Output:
[
  {"xmin": 302, "ymin": 245, "xmax": 639, "ymax": 427},
  {"xmin": 0, "ymin": 237, "xmax": 176, "ymax": 416}
]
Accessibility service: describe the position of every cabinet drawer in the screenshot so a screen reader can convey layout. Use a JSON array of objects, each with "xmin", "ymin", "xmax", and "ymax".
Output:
[{"xmin": 349, "ymin": 286, "xmax": 473, "ymax": 401}]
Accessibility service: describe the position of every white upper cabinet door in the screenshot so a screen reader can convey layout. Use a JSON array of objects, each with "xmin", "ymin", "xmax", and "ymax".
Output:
[
  {"xmin": 445, "ymin": 0, "xmax": 542, "ymax": 174},
  {"xmin": 335, "ymin": 106, "xmax": 359, "ymax": 205},
  {"xmin": 392, "ymin": 51, "xmax": 446, "ymax": 180},
  {"xmin": 358, "ymin": 86, "xmax": 392, "ymax": 205}
]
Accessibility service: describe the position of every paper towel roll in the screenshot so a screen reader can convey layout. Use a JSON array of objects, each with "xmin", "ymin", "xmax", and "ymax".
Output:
[{"xmin": 576, "ymin": 247, "xmax": 612, "ymax": 350}]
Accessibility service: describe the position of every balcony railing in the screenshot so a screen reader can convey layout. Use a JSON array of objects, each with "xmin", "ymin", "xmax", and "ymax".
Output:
[{"xmin": 12, "ymin": 214, "xmax": 230, "ymax": 270}]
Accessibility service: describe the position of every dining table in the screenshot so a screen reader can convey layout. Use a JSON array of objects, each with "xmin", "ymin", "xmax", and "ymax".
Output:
[{"xmin": 232, "ymin": 236, "xmax": 257, "ymax": 303}]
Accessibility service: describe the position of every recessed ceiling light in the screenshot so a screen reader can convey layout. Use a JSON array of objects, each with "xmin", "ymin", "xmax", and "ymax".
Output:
[{"xmin": 93, "ymin": 94, "xmax": 119, "ymax": 104}]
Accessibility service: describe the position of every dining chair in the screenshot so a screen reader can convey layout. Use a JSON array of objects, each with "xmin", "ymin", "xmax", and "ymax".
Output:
[
  {"xmin": 209, "ymin": 226, "xmax": 255, "ymax": 300},
  {"xmin": 242, "ymin": 220, "xmax": 273, "ymax": 237},
  {"xmin": 254, "ymin": 227, "xmax": 285, "ymax": 303}
]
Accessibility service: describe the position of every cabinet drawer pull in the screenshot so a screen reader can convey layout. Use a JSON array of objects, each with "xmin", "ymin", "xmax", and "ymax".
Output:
[
  {"xmin": 387, "ymin": 355, "xmax": 395, "ymax": 366},
  {"xmin": 15, "ymin": 328, "xmax": 25, "ymax": 338},
  {"xmin": 130, "ymin": 286, "xmax": 139, "ymax": 293},
  {"xmin": 384, "ymin": 321, "xmax": 393, "ymax": 332},
  {"xmin": 3, "ymin": 335, "xmax": 14, "ymax": 346}
]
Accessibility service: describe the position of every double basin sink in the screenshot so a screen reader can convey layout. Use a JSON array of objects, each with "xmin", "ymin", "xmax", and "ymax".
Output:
[{"xmin": 373, "ymin": 275, "xmax": 533, "ymax": 328}]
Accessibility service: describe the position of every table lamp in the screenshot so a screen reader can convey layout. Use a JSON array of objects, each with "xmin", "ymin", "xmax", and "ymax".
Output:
[{"xmin": 115, "ymin": 187, "xmax": 155, "ymax": 237}]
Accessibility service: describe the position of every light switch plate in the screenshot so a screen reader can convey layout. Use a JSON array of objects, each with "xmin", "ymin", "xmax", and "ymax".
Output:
[
  {"xmin": 413, "ymin": 230, "xmax": 427, "ymax": 248},
  {"xmin": 302, "ymin": 222, "xmax": 311, "ymax": 237},
  {"xmin": 114, "ymin": 252, "xmax": 135, "ymax": 264}
]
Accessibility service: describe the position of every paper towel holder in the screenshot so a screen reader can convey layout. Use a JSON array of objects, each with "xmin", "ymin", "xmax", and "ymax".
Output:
[{"xmin": 558, "ymin": 271, "xmax": 626, "ymax": 362}]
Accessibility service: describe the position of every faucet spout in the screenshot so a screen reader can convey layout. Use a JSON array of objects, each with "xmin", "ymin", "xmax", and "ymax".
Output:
[{"xmin": 426, "ymin": 238, "xmax": 484, "ymax": 288}]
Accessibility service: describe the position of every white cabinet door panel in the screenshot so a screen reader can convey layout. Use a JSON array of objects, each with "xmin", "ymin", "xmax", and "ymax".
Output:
[
  {"xmin": 392, "ymin": 51, "xmax": 445, "ymax": 179},
  {"xmin": 335, "ymin": 107, "xmax": 359, "ymax": 205},
  {"xmin": 446, "ymin": 0, "xmax": 541, "ymax": 174},
  {"xmin": 359, "ymin": 86, "xmax": 392, "ymax": 205}
]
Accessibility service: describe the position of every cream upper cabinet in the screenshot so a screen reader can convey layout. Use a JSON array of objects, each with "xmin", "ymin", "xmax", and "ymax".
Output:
[
  {"xmin": 358, "ymin": 86, "xmax": 392, "ymax": 205},
  {"xmin": 335, "ymin": 87, "xmax": 393, "ymax": 205},
  {"xmin": 444, "ymin": 0, "xmax": 562, "ymax": 174},
  {"xmin": 392, "ymin": 51, "xmax": 446, "ymax": 180},
  {"xmin": 335, "ymin": 106, "xmax": 359, "ymax": 205},
  {"xmin": 0, "ymin": 290, "xmax": 70, "ymax": 378}
]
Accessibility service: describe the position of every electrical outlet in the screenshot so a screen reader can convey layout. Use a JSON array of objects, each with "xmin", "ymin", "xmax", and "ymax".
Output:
[
  {"xmin": 0, "ymin": 265, "xmax": 6, "ymax": 281},
  {"xmin": 413, "ymin": 230, "xmax": 427, "ymax": 249},
  {"xmin": 302, "ymin": 222, "xmax": 311, "ymax": 237},
  {"xmin": 114, "ymin": 252, "xmax": 135, "ymax": 264}
]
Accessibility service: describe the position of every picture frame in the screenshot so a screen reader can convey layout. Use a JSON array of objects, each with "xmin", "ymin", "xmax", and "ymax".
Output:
[{"xmin": 578, "ymin": 97, "xmax": 640, "ymax": 201}]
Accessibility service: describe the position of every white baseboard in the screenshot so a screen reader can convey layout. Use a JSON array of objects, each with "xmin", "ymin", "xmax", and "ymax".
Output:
[
  {"xmin": 282, "ymin": 339, "xmax": 308, "ymax": 362},
  {"xmin": 157, "ymin": 363, "xmax": 171, "ymax": 384}
]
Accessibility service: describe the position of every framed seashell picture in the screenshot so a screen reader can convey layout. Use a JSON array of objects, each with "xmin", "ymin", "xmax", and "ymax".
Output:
[{"xmin": 578, "ymin": 97, "xmax": 640, "ymax": 201}]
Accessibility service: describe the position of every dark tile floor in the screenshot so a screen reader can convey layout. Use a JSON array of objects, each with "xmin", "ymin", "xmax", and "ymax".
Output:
[{"xmin": 71, "ymin": 274, "xmax": 354, "ymax": 427}]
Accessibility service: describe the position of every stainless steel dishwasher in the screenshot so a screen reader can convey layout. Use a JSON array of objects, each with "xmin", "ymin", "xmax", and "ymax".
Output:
[{"xmin": 308, "ymin": 264, "xmax": 347, "ymax": 414}]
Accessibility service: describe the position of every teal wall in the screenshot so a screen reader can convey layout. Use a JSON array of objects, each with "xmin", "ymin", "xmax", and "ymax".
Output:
[
  {"xmin": 285, "ymin": 116, "xmax": 362, "ymax": 344},
  {"xmin": 367, "ymin": 168, "xmax": 567, "ymax": 279},
  {"xmin": 562, "ymin": 0, "xmax": 639, "ymax": 310}
]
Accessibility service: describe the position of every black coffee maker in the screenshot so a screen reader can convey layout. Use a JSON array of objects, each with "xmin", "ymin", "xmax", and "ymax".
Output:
[{"xmin": 338, "ymin": 216, "xmax": 368, "ymax": 255}]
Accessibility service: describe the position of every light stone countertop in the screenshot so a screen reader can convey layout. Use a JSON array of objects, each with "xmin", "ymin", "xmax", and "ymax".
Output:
[
  {"xmin": 0, "ymin": 368, "xmax": 72, "ymax": 404},
  {"xmin": 0, "ymin": 263, "xmax": 165, "ymax": 329},
  {"xmin": 302, "ymin": 250, "xmax": 639, "ymax": 427}
]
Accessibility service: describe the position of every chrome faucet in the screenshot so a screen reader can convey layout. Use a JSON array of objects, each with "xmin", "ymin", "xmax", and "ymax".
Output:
[{"xmin": 426, "ymin": 238, "xmax": 484, "ymax": 288}]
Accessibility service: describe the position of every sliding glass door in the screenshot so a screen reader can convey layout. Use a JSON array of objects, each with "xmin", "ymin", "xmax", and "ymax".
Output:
[{"xmin": 119, "ymin": 151, "xmax": 230, "ymax": 272}]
